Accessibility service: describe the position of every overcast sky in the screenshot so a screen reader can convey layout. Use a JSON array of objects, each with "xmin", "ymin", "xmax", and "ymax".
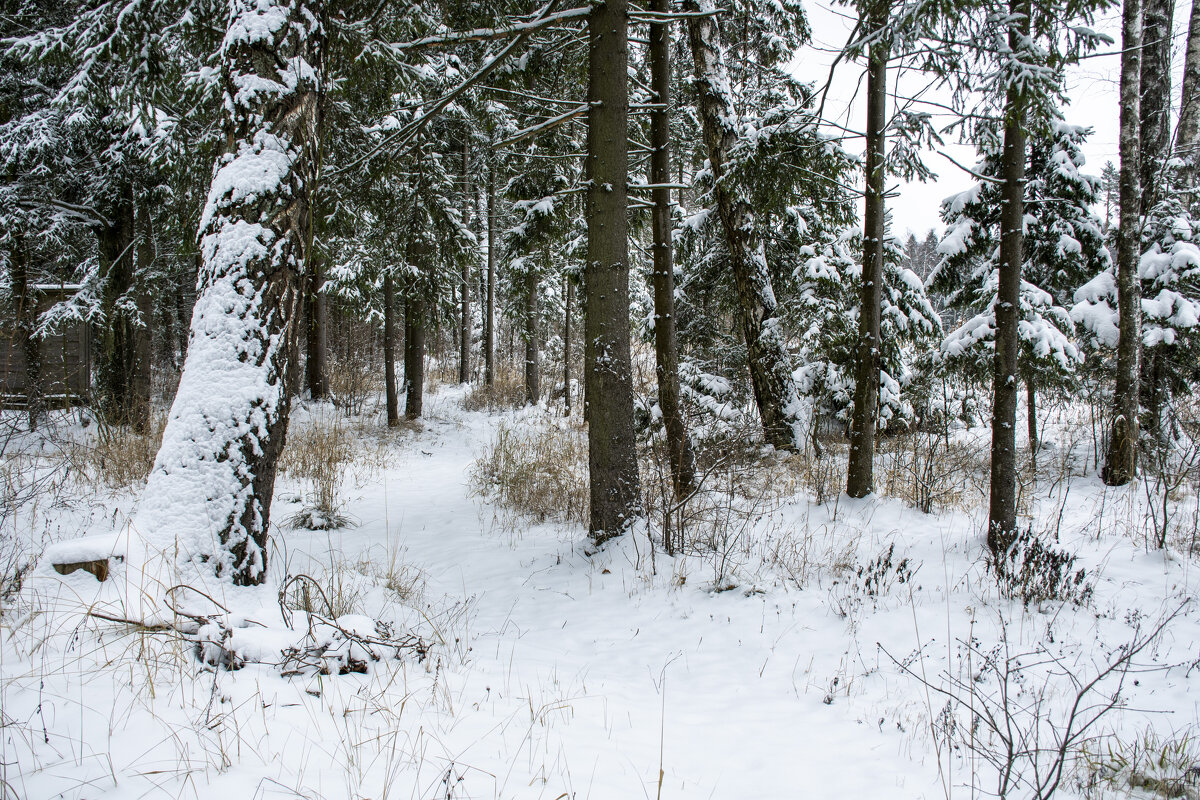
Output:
[{"xmin": 793, "ymin": 1, "xmax": 1194, "ymax": 239}]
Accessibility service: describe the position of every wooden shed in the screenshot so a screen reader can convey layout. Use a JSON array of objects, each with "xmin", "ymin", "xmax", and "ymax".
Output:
[{"xmin": 1, "ymin": 285, "xmax": 91, "ymax": 407}]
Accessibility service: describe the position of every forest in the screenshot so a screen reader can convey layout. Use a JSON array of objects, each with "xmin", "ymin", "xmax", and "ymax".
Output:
[{"xmin": 2, "ymin": 0, "xmax": 1200, "ymax": 796}]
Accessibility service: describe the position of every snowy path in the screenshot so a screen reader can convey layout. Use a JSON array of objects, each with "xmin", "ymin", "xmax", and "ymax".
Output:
[
  {"xmin": 277, "ymin": 398, "xmax": 944, "ymax": 798},
  {"xmin": 7, "ymin": 392, "xmax": 1200, "ymax": 800}
]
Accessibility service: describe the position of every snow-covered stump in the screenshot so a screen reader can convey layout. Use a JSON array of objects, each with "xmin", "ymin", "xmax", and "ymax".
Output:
[{"xmin": 49, "ymin": 0, "xmax": 325, "ymax": 609}]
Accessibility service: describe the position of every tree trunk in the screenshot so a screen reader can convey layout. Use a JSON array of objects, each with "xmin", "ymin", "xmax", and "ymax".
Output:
[
  {"xmin": 135, "ymin": 0, "xmax": 322, "ymax": 587},
  {"xmin": 96, "ymin": 182, "xmax": 139, "ymax": 427},
  {"xmin": 485, "ymin": 168, "xmax": 497, "ymax": 388},
  {"xmin": 524, "ymin": 267, "xmax": 540, "ymax": 405},
  {"xmin": 404, "ymin": 294, "xmax": 425, "ymax": 420},
  {"xmin": 460, "ymin": 141, "xmax": 472, "ymax": 384},
  {"xmin": 988, "ymin": 0, "xmax": 1030, "ymax": 561},
  {"xmin": 846, "ymin": 1, "xmax": 889, "ymax": 499},
  {"xmin": 132, "ymin": 200, "xmax": 155, "ymax": 431},
  {"xmin": 305, "ymin": 254, "xmax": 328, "ymax": 399},
  {"xmin": 9, "ymin": 236, "xmax": 44, "ymax": 430},
  {"xmin": 384, "ymin": 273, "xmax": 399, "ymax": 426},
  {"xmin": 1140, "ymin": 0, "xmax": 1174, "ymax": 207},
  {"xmin": 685, "ymin": 0, "xmax": 801, "ymax": 451},
  {"xmin": 1105, "ymin": 0, "xmax": 1144, "ymax": 486},
  {"xmin": 563, "ymin": 273, "xmax": 573, "ymax": 415},
  {"xmin": 1027, "ymin": 379, "xmax": 1038, "ymax": 473},
  {"xmin": 1177, "ymin": 0, "xmax": 1200, "ymax": 202},
  {"xmin": 585, "ymin": 0, "xmax": 642, "ymax": 543},
  {"xmin": 649, "ymin": 0, "xmax": 697, "ymax": 498}
]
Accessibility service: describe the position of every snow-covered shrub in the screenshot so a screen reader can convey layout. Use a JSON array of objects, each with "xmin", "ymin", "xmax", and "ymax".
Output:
[
  {"xmin": 793, "ymin": 229, "xmax": 941, "ymax": 430},
  {"xmin": 877, "ymin": 429, "xmax": 988, "ymax": 513}
]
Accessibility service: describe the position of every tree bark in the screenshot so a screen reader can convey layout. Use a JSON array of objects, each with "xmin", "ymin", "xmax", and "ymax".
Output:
[
  {"xmin": 131, "ymin": 200, "xmax": 154, "ymax": 431},
  {"xmin": 1027, "ymin": 379, "xmax": 1038, "ymax": 473},
  {"xmin": 1177, "ymin": 0, "xmax": 1200, "ymax": 202},
  {"xmin": 305, "ymin": 254, "xmax": 329, "ymax": 399},
  {"xmin": 685, "ymin": 0, "xmax": 801, "ymax": 451},
  {"xmin": 524, "ymin": 266, "xmax": 540, "ymax": 404},
  {"xmin": 846, "ymin": 1, "xmax": 890, "ymax": 499},
  {"xmin": 988, "ymin": 0, "xmax": 1030, "ymax": 560},
  {"xmin": 1140, "ymin": 0, "xmax": 1174, "ymax": 208},
  {"xmin": 9, "ymin": 235, "xmax": 44, "ymax": 430},
  {"xmin": 585, "ymin": 0, "xmax": 642, "ymax": 543},
  {"xmin": 404, "ymin": 293, "xmax": 425, "ymax": 419},
  {"xmin": 135, "ymin": 0, "xmax": 322, "ymax": 587},
  {"xmin": 1104, "ymin": 0, "xmax": 1144, "ymax": 486},
  {"xmin": 460, "ymin": 139, "xmax": 472, "ymax": 384},
  {"xmin": 649, "ymin": 0, "xmax": 697, "ymax": 498},
  {"xmin": 563, "ymin": 273, "xmax": 573, "ymax": 415},
  {"xmin": 384, "ymin": 272, "xmax": 399, "ymax": 426},
  {"xmin": 96, "ymin": 181, "xmax": 140, "ymax": 427},
  {"xmin": 485, "ymin": 168, "xmax": 497, "ymax": 388}
]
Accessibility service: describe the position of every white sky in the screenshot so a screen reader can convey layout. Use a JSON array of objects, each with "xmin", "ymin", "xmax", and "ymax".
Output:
[{"xmin": 794, "ymin": 0, "xmax": 1195, "ymax": 238}]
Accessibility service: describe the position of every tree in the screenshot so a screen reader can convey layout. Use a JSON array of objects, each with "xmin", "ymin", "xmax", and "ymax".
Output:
[
  {"xmin": 796, "ymin": 229, "xmax": 941, "ymax": 433},
  {"xmin": 647, "ymin": 0, "xmax": 697, "ymax": 498},
  {"xmin": 846, "ymin": 0, "xmax": 893, "ymax": 497},
  {"xmin": 933, "ymin": 123, "xmax": 1110, "ymax": 470},
  {"xmin": 1104, "ymin": 0, "xmax": 1144, "ymax": 486},
  {"xmin": 1178, "ymin": 0, "xmax": 1200, "ymax": 205},
  {"xmin": 134, "ymin": 0, "xmax": 323, "ymax": 586},
  {"xmin": 585, "ymin": 0, "xmax": 642, "ymax": 542},
  {"xmin": 683, "ymin": 0, "xmax": 806, "ymax": 452}
]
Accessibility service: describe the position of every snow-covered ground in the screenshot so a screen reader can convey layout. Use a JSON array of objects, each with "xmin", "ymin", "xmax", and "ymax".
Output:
[{"xmin": 3, "ymin": 387, "xmax": 1199, "ymax": 799}]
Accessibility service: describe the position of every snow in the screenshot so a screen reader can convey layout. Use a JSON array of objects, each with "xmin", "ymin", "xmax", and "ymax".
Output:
[{"xmin": 7, "ymin": 390, "xmax": 1200, "ymax": 799}]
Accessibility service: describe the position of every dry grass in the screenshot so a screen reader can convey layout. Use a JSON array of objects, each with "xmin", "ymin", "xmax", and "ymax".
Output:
[
  {"xmin": 65, "ymin": 412, "xmax": 166, "ymax": 490},
  {"xmin": 462, "ymin": 365, "xmax": 528, "ymax": 411},
  {"xmin": 278, "ymin": 410, "xmax": 392, "ymax": 529},
  {"xmin": 469, "ymin": 420, "xmax": 589, "ymax": 526},
  {"xmin": 328, "ymin": 352, "xmax": 384, "ymax": 417},
  {"xmin": 876, "ymin": 430, "xmax": 989, "ymax": 513}
]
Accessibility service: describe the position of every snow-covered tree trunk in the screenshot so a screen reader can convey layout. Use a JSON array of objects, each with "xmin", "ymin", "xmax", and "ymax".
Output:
[
  {"xmin": 649, "ymin": 0, "xmax": 697, "ymax": 499},
  {"xmin": 563, "ymin": 274, "xmax": 573, "ymax": 415},
  {"xmin": 846, "ymin": 0, "xmax": 890, "ymax": 499},
  {"xmin": 585, "ymin": 0, "xmax": 642, "ymax": 542},
  {"xmin": 404, "ymin": 293, "xmax": 425, "ymax": 420},
  {"xmin": 134, "ymin": 0, "xmax": 322, "ymax": 587},
  {"xmin": 1104, "ymin": 0, "xmax": 1144, "ymax": 486},
  {"xmin": 684, "ymin": 0, "xmax": 802, "ymax": 452},
  {"xmin": 988, "ymin": 0, "xmax": 1030, "ymax": 559},
  {"xmin": 305, "ymin": 256, "xmax": 328, "ymax": 399},
  {"xmin": 8, "ymin": 235, "xmax": 45, "ymax": 431}
]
